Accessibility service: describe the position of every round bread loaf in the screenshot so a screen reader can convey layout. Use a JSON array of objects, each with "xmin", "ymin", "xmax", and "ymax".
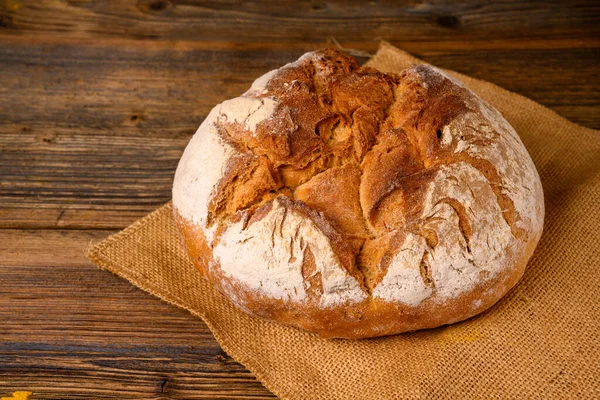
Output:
[{"xmin": 172, "ymin": 49, "xmax": 544, "ymax": 339}]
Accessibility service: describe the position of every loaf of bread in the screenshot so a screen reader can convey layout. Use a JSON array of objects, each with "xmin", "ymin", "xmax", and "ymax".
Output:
[{"xmin": 172, "ymin": 49, "xmax": 544, "ymax": 339}]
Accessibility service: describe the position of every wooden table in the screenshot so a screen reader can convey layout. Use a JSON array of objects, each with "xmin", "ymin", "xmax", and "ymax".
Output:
[{"xmin": 1, "ymin": 1, "xmax": 598, "ymax": 398}]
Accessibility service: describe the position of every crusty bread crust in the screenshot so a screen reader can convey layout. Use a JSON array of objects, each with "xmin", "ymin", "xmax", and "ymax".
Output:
[{"xmin": 173, "ymin": 49, "xmax": 544, "ymax": 339}]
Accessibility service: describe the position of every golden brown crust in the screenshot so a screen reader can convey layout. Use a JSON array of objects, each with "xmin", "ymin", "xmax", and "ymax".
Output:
[{"xmin": 172, "ymin": 48, "xmax": 544, "ymax": 339}]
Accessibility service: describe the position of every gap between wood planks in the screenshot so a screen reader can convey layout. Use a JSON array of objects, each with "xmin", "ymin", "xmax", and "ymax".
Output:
[{"xmin": 1, "ymin": 33, "xmax": 599, "ymax": 51}]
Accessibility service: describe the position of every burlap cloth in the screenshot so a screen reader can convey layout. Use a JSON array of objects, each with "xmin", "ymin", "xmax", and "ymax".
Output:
[{"xmin": 88, "ymin": 42, "xmax": 600, "ymax": 399}]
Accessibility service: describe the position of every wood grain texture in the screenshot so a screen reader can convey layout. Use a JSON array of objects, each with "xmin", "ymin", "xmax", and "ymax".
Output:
[
  {"xmin": 0, "ymin": 133, "xmax": 183, "ymax": 229},
  {"xmin": 0, "ymin": 0, "xmax": 598, "ymax": 398},
  {"xmin": 0, "ymin": 229, "xmax": 275, "ymax": 399},
  {"xmin": 1, "ymin": 0, "xmax": 598, "ymax": 43}
]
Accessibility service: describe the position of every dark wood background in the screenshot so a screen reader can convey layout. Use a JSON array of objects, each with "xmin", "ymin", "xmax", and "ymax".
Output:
[{"xmin": 1, "ymin": 1, "xmax": 598, "ymax": 398}]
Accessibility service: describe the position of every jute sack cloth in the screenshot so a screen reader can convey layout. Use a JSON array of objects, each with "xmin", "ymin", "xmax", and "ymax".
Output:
[{"xmin": 89, "ymin": 42, "xmax": 600, "ymax": 399}]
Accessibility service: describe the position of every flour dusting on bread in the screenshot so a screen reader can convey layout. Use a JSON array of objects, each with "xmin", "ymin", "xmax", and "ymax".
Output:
[
  {"xmin": 173, "ymin": 106, "xmax": 236, "ymax": 226},
  {"xmin": 219, "ymin": 97, "xmax": 278, "ymax": 133},
  {"xmin": 421, "ymin": 162, "xmax": 512, "ymax": 299},
  {"xmin": 372, "ymin": 233, "xmax": 432, "ymax": 306},
  {"xmin": 213, "ymin": 197, "xmax": 366, "ymax": 306},
  {"xmin": 173, "ymin": 95, "xmax": 279, "ymax": 226}
]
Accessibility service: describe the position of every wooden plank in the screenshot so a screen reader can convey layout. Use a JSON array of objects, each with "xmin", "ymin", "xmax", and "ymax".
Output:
[
  {"xmin": 0, "ymin": 229, "xmax": 275, "ymax": 399},
  {"xmin": 0, "ymin": 0, "xmax": 598, "ymax": 43},
  {"xmin": 0, "ymin": 134, "xmax": 183, "ymax": 229},
  {"xmin": 0, "ymin": 228, "xmax": 112, "ymax": 266}
]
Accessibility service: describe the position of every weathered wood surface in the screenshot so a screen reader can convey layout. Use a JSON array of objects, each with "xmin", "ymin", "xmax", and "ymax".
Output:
[
  {"xmin": 1, "ymin": 230, "xmax": 274, "ymax": 399},
  {"xmin": 0, "ymin": 0, "xmax": 598, "ymax": 398}
]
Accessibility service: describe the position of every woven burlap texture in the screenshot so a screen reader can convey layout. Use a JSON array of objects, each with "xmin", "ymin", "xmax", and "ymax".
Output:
[{"xmin": 88, "ymin": 42, "xmax": 600, "ymax": 399}]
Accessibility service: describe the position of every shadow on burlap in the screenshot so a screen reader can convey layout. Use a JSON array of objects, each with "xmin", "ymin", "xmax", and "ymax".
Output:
[{"xmin": 89, "ymin": 42, "xmax": 600, "ymax": 399}]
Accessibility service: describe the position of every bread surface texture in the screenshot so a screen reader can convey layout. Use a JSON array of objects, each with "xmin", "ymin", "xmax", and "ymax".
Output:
[{"xmin": 172, "ymin": 49, "xmax": 544, "ymax": 339}]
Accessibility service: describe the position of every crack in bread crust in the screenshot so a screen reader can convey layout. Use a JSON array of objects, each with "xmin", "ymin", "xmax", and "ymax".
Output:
[{"xmin": 172, "ymin": 48, "xmax": 544, "ymax": 338}]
